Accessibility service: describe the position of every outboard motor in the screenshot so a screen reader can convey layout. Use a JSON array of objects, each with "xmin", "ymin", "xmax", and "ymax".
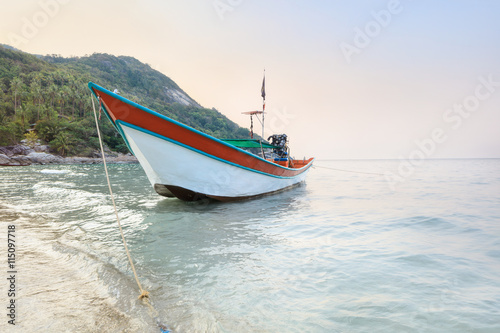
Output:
[{"xmin": 268, "ymin": 134, "xmax": 288, "ymax": 158}]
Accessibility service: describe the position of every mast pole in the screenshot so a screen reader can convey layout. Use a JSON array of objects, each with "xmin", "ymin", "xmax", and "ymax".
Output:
[{"xmin": 261, "ymin": 69, "xmax": 266, "ymax": 140}]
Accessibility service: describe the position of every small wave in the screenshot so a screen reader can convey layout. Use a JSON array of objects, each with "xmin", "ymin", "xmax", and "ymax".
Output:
[
  {"xmin": 40, "ymin": 169, "xmax": 71, "ymax": 174},
  {"xmin": 395, "ymin": 215, "xmax": 456, "ymax": 231}
]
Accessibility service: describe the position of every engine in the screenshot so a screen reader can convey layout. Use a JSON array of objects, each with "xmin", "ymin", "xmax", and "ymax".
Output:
[{"xmin": 268, "ymin": 134, "xmax": 288, "ymax": 158}]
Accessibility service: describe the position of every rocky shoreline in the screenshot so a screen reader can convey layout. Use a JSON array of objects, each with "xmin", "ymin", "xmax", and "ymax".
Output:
[{"xmin": 0, "ymin": 144, "xmax": 138, "ymax": 166}]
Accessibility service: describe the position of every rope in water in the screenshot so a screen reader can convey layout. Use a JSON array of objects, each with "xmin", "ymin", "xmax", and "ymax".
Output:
[
  {"xmin": 313, "ymin": 164, "xmax": 385, "ymax": 176},
  {"xmin": 91, "ymin": 95, "xmax": 171, "ymax": 333},
  {"xmin": 91, "ymin": 95, "xmax": 148, "ymax": 299}
]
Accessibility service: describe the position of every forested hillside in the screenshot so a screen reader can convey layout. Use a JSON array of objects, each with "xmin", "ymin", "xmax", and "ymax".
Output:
[{"xmin": 0, "ymin": 45, "xmax": 249, "ymax": 156}]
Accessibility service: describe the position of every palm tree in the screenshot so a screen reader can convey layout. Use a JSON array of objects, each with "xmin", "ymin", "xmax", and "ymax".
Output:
[
  {"xmin": 48, "ymin": 84, "xmax": 58, "ymax": 108},
  {"xmin": 51, "ymin": 131, "xmax": 73, "ymax": 156},
  {"xmin": 69, "ymin": 87, "xmax": 77, "ymax": 118},
  {"xmin": 0, "ymin": 81, "xmax": 5, "ymax": 101},
  {"xmin": 77, "ymin": 84, "xmax": 87, "ymax": 117},
  {"xmin": 11, "ymin": 77, "xmax": 23, "ymax": 115},
  {"xmin": 0, "ymin": 82, "xmax": 6, "ymax": 124},
  {"xmin": 58, "ymin": 85, "xmax": 71, "ymax": 116},
  {"xmin": 30, "ymin": 78, "xmax": 43, "ymax": 121},
  {"xmin": 18, "ymin": 103, "xmax": 26, "ymax": 128},
  {"xmin": 69, "ymin": 77, "xmax": 79, "ymax": 118}
]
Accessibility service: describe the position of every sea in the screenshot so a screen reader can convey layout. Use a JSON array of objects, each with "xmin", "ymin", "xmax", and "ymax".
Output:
[{"xmin": 0, "ymin": 159, "xmax": 499, "ymax": 333}]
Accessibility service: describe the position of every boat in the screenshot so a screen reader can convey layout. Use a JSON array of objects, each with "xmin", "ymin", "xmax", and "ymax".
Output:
[{"xmin": 88, "ymin": 80, "xmax": 314, "ymax": 201}]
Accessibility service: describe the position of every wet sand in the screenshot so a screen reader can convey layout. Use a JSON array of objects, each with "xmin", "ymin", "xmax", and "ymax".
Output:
[{"xmin": 0, "ymin": 206, "xmax": 149, "ymax": 332}]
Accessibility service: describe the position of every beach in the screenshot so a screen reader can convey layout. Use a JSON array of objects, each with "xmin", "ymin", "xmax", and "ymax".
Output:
[{"xmin": 1, "ymin": 204, "xmax": 153, "ymax": 332}]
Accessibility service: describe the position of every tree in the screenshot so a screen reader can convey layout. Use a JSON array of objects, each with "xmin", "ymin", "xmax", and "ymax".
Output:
[
  {"xmin": 0, "ymin": 81, "xmax": 5, "ymax": 98},
  {"xmin": 58, "ymin": 85, "xmax": 71, "ymax": 116},
  {"xmin": 36, "ymin": 118, "xmax": 66, "ymax": 142},
  {"xmin": 23, "ymin": 131, "xmax": 39, "ymax": 148},
  {"xmin": 69, "ymin": 76, "xmax": 79, "ymax": 117},
  {"xmin": 30, "ymin": 77, "xmax": 43, "ymax": 121},
  {"xmin": 56, "ymin": 88, "xmax": 64, "ymax": 115},
  {"xmin": 50, "ymin": 131, "xmax": 73, "ymax": 156},
  {"xmin": 17, "ymin": 103, "xmax": 27, "ymax": 128},
  {"xmin": 0, "ymin": 121, "xmax": 24, "ymax": 145},
  {"xmin": 10, "ymin": 77, "xmax": 23, "ymax": 114},
  {"xmin": 76, "ymin": 83, "xmax": 88, "ymax": 117},
  {"xmin": 47, "ymin": 83, "xmax": 57, "ymax": 108}
]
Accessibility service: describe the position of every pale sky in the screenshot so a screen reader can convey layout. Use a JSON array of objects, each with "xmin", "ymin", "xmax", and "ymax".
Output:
[{"xmin": 1, "ymin": 0, "xmax": 499, "ymax": 159}]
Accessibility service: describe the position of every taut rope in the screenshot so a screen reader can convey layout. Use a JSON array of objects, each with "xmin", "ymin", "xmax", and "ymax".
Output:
[{"xmin": 313, "ymin": 164, "xmax": 384, "ymax": 176}]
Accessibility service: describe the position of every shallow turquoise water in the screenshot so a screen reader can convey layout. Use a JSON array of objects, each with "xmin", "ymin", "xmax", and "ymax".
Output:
[{"xmin": 1, "ymin": 159, "xmax": 499, "ymax": 332}]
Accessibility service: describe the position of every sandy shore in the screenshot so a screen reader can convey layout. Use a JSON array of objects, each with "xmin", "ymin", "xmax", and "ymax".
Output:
[{"xmin": 0, "ymin": 204, "xmax": 150, "ymax": 332}]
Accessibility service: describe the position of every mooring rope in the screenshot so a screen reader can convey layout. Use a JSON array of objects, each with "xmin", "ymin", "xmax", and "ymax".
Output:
[
  {"xmin": 91, "ymin": 95, "xmax": 148, "ymax": 299},
  {"xmin": 313, "ymin": 164, "xmax": 385, "ymax": 176},
  {"xmin": 91, "ymin": 95, "xmax": 171, "ymax": 332}
]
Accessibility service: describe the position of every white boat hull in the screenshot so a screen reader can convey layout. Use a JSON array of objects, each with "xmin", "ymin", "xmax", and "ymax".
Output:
[{"xmin": 120, "ymin": 123, "xmax": 311, "ymax": 200}]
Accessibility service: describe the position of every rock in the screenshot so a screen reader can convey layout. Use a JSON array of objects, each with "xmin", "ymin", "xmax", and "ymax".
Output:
[
  {"xmin": 111, "ymin": 153, "xmax": 138, "ymax": 163},
  {"xmin": 0, "ymin": 147, "xmax": 11, "ymax": 157},
  {"xmin": 0, "ymin": 153, "xmax": 12, "ymax": 165},
  {"xmin": 11, "ymin": 155, "xmax": 31, "ymax": 165},
  {"xmin": 0, "ymin": 146, "xmax": 18, "ymax": 156},
  {"xmin": 63, "ymin": 156, "xmax": 101, "ymax": 164},
  {"xmin": 0, "ymin": 153, "xmax": 31, "ymax": 166},
  {"xmin": 20, "ymin": 145, "xmax": 35, "ymax": 155},
  {"xmin": 34, "ymin": 144, "xmax": 50, "ymax": 153},
  {"xmin": 26, "ymin": 152, "xmax": 63, "ymax": 164},
  {"xmin": 0, "ymin": 145, "xmax": 33, "ymax": 156},
  {"xmin": 0, "ymin": 145, "xmax": 137, "ymax": 165},
  {"xmin": 91, "ymin": 151, "xmax": 121, "ymax": 159}
]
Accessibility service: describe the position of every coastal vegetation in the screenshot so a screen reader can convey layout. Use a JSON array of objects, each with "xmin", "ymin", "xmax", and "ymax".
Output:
[{"xmin": 0, "ymin": 45, "xmax": 249, "ymax": 156}]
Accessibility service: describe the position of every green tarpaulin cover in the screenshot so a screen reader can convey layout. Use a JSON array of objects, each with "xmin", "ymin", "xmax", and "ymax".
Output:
[{"xmin": 222, "ymin": 139, "xmax": 279, "ymax": 149}]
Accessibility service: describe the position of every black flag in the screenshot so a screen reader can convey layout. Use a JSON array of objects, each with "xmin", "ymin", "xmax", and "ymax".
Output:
[{"xmin": 261, "ymin": 75, "xmax": 266, "ymax": 100}]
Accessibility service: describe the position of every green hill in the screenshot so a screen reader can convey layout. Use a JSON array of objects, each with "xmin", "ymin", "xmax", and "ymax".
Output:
[{"xmin": 0, "ymin": 45, "xmax": 250, "ymax": 156}]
